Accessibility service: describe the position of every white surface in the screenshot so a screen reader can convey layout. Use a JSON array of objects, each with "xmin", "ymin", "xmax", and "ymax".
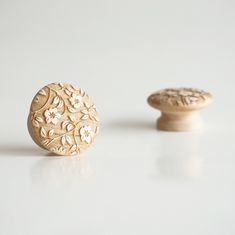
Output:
[{"xmin": 0, "ymin": 0, "xmax": 235, "ymax": 234}]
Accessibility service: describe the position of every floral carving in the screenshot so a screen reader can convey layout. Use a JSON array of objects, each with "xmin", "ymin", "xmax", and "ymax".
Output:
[
  {"xmin": 44, "ymin": 108, "xmax": 61, "ymax": 124},
  {"xmin": 152, "ymin": 88, "xmax": 211, "ymax": 107},
  {"xmin": 69, "ymin": 93, "xmax": 83, "ymax": 109},
  {"xmin": 80, "ymin": 126, "xmax": 94, "ymax": 144},
  {"xmin": 29, "ymin": 83, "xmax": 99, "ymax": 156}
]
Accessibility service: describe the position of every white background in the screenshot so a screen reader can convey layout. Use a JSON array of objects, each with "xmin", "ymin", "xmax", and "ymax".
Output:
[{"xmin": 0, "ymin": 0, "xmax": 235, "ymax": 234}]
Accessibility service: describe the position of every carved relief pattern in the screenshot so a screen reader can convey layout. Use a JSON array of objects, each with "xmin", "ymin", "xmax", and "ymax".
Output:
[
  {"xmin": 29, "ymin": 83, "xmax": 99, "ymax": 156},
  {"xmin": 152, "ymin": 88, "xmax": 211, "ymax": 107}
]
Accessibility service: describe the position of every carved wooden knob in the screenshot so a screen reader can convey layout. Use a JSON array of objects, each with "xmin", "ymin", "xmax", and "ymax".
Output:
[
  {"xmin": 28, "ymin": 82, "xmax": 99, "ymax": 156},
  {"xmin": 147, "ymin": 88, "xmax": 212, "ymax": 131}
]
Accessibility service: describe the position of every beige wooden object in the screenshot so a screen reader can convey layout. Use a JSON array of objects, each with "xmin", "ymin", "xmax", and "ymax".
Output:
[
  {"xmin": 28, "ymin": 82, "xmax": 99, "ymax": 156},
  {"xmin": 147, "ymin": 88, "xmax": 212, "ymax": 132}
]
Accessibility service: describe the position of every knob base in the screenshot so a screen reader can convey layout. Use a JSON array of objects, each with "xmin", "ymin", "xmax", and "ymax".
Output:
[{"xmin": 157, "ymin": 111, "xmax": 204, "ymax": 132}]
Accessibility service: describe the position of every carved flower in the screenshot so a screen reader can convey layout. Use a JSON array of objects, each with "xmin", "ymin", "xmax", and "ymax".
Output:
[
  {"xmin": 44, "ymin": 108, "xmax": 61, "ymax": 124},
  {"xmin": 69, "ymin": 93, "xmax": 83, "ymax": 109},
  {"xmin": 80, "ymin": 126, "xmax": 94, "ymax": 144}
]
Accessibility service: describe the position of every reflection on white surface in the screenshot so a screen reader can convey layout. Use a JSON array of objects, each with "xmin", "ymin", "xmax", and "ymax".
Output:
[
  {"xmin": 156, "ymin": 154, "xmax": 203, "ymax": 179},
  {"xmin": 31, "ymin": 156, "xmax": 94, "ymax": 189},
  {"xmin": 156, "ymin": 132, "xmax": 203, "ymax": 179}
]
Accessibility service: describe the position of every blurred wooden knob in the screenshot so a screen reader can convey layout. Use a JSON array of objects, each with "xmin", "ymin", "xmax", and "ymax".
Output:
[{"xmin": 147, "ymin": 88, "xmax": 212, "ymax": 132}]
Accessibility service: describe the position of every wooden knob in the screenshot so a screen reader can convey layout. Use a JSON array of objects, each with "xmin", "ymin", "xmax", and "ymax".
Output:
[
  {"xmin": 28, "ymin": 82, "xmax": 99, "ymax": 156},
  {"xmin": 147, "ymin": 88, "xmax": 212, "ymax": 132}
]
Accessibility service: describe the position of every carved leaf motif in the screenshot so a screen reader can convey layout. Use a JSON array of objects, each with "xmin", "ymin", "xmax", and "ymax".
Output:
[
  {"xmin": 70, "ymin": 85, "xmax": 80, "ymax": 91},
  {"xmin": 50, "ymin": 147, "xmax": 56, "ymax": 153},
  {"xmin": 84, "ymin": 102, "xmax": 90, "ymax": 108},
  {"xmin": 53, "ymin": 96, "xmax": 60, "ymax": 105},
  {"xmin": 93, "ymin": 115, "xmax": 99, "ymax": 122},
  {"xmin": 68, "ymin": 107, "xmax": 76, "ymax": 113},
  {"xmin": 80, "ymin": 89, "xmax": 85, "ymax": 96},
  {"xmin": 190, "ymin": 97, "xmax": 197, "ymax": 104},
  {"xmin": 40, "ymin": 127, "xmax": 47, "ymax": 138},
  {"xmin": 62, "ymin": 120, "xmax": 70, "ymax": 129},
  {"xmin": 81, "ymin": 114, "xmax": 89, "ymax": 120},
  {"xmin": 176, "ymin": 100, "xmax": 182, "ymax": 106},
  {"xmin": 68, "ymin": 115, "xmax": 75, "ymax": 122},
  {"xmin": 67, "ymin": 86, "xmax": 74, "ymax": 92},
  {"xmin": 34, "ymin": 96, "xmax": 39, "ymax": 103},
  {"xmin": 32, "ymin": 120, "xmax": 39, "ymax": 127},
  {"xmin": 67, "ymin": 124, "xmax": 74, "ymax": 131},
  {"xmin": 66, "ymin": 136, "xmax": 72, "ymax": 145},
  {"xmin": 64, "ymin": 89, "xmax": 71, "ymax": 96},
  {"xmin": 36, "ymin": 117, "xmax": 43, "ymax": 123},
  {"xmin": 61, "ymin": 136, "xmax": 66, "ymax": 146},
  {"xmin": 39, "ymin": 89, "xmax": 47, "ymax": 96},
  {"xmin": 59, "ymin": 83, "xmax": 64, "ymax": 88},
  {"xmin": 70, "ymin": 145, "xmax": 77, "ymax": 152},
  {"xmin": 81, "ymin": 110, "xmax": 88, "ymax": 114},
  {"xmin": 48, "ymin": 129, "xmax": 54, "ymax": 137},
  {"xmin": 42, "ymin": 139, "xmax": 50, "ymax": 145},
  {"xmin": 185, "ymin": 97, "xmax": 190, "ymax": 105},
  {"xmin": 57, "ymin": 100, "xmax": 64, "ymax": 108}
]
